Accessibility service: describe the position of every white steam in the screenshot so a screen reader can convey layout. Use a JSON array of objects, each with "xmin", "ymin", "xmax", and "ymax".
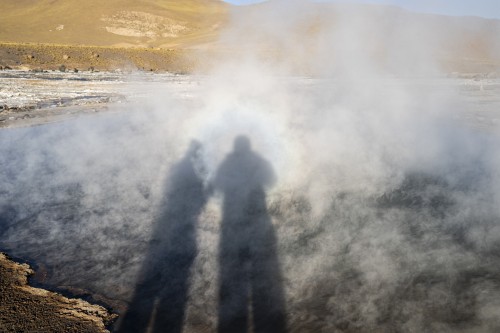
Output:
[{"xmin": 1, "ymin": 1, "xmax": 500, "ymax": 332}]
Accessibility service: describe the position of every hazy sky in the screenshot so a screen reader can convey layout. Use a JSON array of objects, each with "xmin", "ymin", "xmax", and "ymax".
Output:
[{"xmin": 222, "ymin": 0, "xmax": 500, "ymax": 19}]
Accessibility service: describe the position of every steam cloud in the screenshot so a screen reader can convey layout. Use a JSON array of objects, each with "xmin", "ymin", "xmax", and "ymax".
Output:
[{"xmin": 1, "ymin": 1, "xmax": 500, "ymax": 332}]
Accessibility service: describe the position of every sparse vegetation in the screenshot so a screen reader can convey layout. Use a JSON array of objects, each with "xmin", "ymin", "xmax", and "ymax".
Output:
[{"xmin": 0, "ymin": 0, "xmax": 228, "ymax": 48}]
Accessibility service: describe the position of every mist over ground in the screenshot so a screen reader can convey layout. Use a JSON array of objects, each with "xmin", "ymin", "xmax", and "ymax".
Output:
[{"xmin": 1, "ymin": 1, "xmax": 500, "ymax": 332}]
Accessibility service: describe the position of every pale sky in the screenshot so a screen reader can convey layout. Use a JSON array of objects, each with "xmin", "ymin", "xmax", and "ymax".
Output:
[{"xmin": 222, "ymin": 0, "xmax": 500, "ymax": 19}]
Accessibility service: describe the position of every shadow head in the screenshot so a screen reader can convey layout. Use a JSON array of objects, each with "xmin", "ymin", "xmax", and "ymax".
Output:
[
  {"xmin": 233, "ymin": 135, "xmax": 251, "ymax": 153},
  {"xmin": 188, "ymin": 139, "xmax": 202, "ymax": 155}
]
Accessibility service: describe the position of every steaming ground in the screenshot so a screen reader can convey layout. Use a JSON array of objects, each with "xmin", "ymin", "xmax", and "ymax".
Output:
[{"xmin": 1, "ymin": 72, "xmax": 500, "ymax": 332}]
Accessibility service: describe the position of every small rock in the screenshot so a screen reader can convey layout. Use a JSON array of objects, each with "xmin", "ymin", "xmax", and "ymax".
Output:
[
  {"xmin": 88, "ymin": 66, "xmax": 95, "ymax": 72},
  {"xmin": 91, "ymin": 52, "xmax": 99, "ymax": 58},
  {"xmin": 73, "ymin": 68, "xmax": 79, "ymax": 73},
  {"xmin": 59, "ymin": 65, "xmax": 66, "ymax": 72},
  {"xmin": 25, "ymin": 54, "xmax": 35, "ymax": 60},
  {"xmin": 63, "ymin": 54, "xmax": 70, "ymax": 60},
  {"xmin": 4, "ymin": 66, "xmax": 12, "ymax": 70}
]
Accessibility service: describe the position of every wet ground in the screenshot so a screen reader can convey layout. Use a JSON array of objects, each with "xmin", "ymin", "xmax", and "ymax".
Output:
[
  {"xmin": 1, "ymin": 71, "xmax": 500, "ymax": 332},
  {"xmin": 0, "ymin": 70, "xmax": 201, "ymax": 128},
  {"xmin": 1, "ymin": 70, "xmax": 500, "ymax": 129}
]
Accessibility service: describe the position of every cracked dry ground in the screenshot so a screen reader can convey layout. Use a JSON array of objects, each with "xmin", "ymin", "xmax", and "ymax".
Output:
[{"xmin": 0, "ymin": 253, "xmax": 116, "ymax": 332}]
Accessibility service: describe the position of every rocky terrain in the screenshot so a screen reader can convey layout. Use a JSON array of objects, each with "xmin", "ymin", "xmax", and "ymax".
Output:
[
  {"xmin": 0, "ymin": 43, "xmax": 193, "ymax": 73},
  {"xmin": 0, "ymin": 253, "xmax": 116, "ymax": 332}
]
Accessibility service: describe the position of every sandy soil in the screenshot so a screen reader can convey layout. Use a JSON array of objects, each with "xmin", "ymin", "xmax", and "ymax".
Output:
[{"xmin": 0, "ymin": 252, "xmax": 116, "ymax": 332}]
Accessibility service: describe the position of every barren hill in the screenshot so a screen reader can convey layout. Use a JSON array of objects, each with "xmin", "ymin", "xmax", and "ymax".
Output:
[
  {"xmin": 0, "ymin": 1, "xmax": 499, "ymax": 74},
  {"xmin": 0, "ymin": 0, "xmax": 228, "ymax": 48}
]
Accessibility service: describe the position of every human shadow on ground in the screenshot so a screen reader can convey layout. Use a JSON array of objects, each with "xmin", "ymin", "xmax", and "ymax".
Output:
[
  {"xmin": 214, "ymin": 136, "xmax": 287, "ymax": 333},
  {"xmin": 117, "ymin": 141, "xmax": 207, "ymax": 333}
]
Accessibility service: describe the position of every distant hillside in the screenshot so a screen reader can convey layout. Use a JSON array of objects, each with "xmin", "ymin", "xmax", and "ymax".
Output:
[
  {"xmin": 1, "ymin": 1, "xmax": 499, "ymax": 74},
  {"xmin": 219, "ymin": 2, "xmax": 500, "ymax": 75},
  {"xmin": 0, "ymin": 0, "xmax": 228, "ymax": 48}
]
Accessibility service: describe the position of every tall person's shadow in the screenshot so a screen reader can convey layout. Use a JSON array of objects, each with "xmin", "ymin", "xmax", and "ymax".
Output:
[
  {"xmin": 214, "ymin": 136, "xmax": 287, "ymax": 333},
  {"xmin": 117, "ymin": 141, "xmax": 207, "ymax": 333}
]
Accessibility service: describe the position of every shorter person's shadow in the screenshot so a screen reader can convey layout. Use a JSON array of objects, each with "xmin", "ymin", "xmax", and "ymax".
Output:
[
  {"xmin": 214, "ymin": 136, "xmax": 287, "ymax": 333},
  {"xmin": 117, "ymin": 141, "xmax": 207, "ymax": 333}
]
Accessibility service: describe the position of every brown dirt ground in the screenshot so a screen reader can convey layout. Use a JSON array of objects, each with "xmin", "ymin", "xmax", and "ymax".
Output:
[
  {"xmin": 0, "ymin": 42, "xmax": 197, "ymax": 73},
  {"xmin": 0, "ymin": 252, "xmax": 116, "ymax": 333}
]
